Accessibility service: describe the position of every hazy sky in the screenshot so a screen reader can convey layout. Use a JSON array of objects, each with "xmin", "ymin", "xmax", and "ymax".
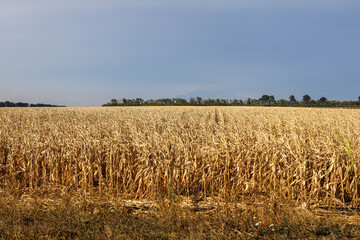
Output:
[{"xmin": 1, "ymin": 0, "xmax": 360, "ymax": 106}]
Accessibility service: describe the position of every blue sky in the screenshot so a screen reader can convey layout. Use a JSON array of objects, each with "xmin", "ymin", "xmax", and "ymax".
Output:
[{"xmin": 1, "ymin": 0, "xmax": 360, "ymax": 106}]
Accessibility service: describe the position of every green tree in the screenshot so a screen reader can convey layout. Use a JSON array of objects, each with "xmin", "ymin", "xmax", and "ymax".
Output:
[
  {"xmin": 135, "ymin": 98, "xmax": 144, "ymax": 105},
  {"xmin": 269, "ymin": 95, "xmax": 275, "ymax": 105},
  {"xmin": 289, "ymin": 95, "xmax": 297, "ymax": 104},
  {"xmin": 259, "ymin": 95, "xmax": 270, "ymax": 105},
  {"xmin": 302, "ymin": 94, "xmax": 311, "ymax": 105},
  {"xmin": 110, "ymin": 99, "xmax": 118, "ymax": 105},
  {"xmin": 232, "ymin": 99, "xmax": 239, "ymax": 105},
  {"xmin": 277, "ymin": 99, "xmax": 289, "ymax": 106},
  {"xmin": 220, "ymin": 99, "xmax": 228, "ymax": 105},
  {"xmin": 318, "ymin": 97, "xmax": 327, "ymax": 105},
  {"xmin": 4, "ymin": 101, "xmax": 15, "ymax": 107},
  {"xmin": 15, "ymin": 102, "xmax": 29, "ymax": 107},
  {"xmin": 204, "ymin": 98, "xmax": 215, "ymax": 106}
]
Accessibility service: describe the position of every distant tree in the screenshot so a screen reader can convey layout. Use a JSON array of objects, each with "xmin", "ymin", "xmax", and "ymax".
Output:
[
  {"xmin": 102, "ymin": 95, "xmax": 360, "ymax": 107},
  {"xmin": 277, "ymin": 99, "xmax": 289, "ymax": 106},
  {"xmin": 135, "ymin": 98, "xmax": 144, "ymax": 105},
  {"xmin": 0, "ymin": 101, "xmax": 62, "ymax": 107},
  {"xmin": 4, "ymin": 101, "xmax": 15, "ymax": 107},
  {"xmin": 220, "ymin": 99, "xmax": 228, "ymax": 105},
  {"xmin": 189, "ymin": 97, "xmax": 196, "ymax": 105},
  {"xmin": 173, "ymin": 98, "xmax": 187, "ymax": 105},
  {"xmin": 161, "ymin": 98, "xmax": 173, "ymax": 105},
  {"xmin": 269, "ymin": 95, "xmax": 275, "ymax": 105},
  {"xmin": 259, "ymin": 95, "xmax": 269, "ymax": 105},
  {"xmin": 250, "ymin": 99, "xmax": 259, "ymax": 105},
  {"xmin": 289, "ymin": 95, "xmax": 297, "ymax": 104},
  {"xmin": 318, "ymin": 97, "xmax": 327, "ymax": 104},
  {"xmin": 302, "ymin": 94, "xmax": 311, "ymax": 104},
  {"xmin": 111, "ymin": 99, "xmax": 118, "ymax": 105},
  {"xmin": 232, "ymin": 99, "xmax": 239, "ymax": 105},
  {"xmin": 207, "ymin": 98, "xmax": 216, "ymax": 105},
  {"xmin": 144, "ymin": 99, "xmax": 153, "ymax": 105},
  {"xmin": 259, "ymin": 95, "xmax": 275, "ymax": 105},
  {"xmin": 15, "ymin": 102, "xmax": 29, "ymax": 107}
]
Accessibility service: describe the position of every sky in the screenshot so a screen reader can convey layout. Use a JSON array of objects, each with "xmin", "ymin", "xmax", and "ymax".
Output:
[{"xmin": 1, "ymin": 0, "xmax": 360, "ymax": 106}]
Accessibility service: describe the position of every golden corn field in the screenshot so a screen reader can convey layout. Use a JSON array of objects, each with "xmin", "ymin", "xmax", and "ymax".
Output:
[{"xmin": 0, "ymin": 106, "xmax": 359, "ymax": 207}]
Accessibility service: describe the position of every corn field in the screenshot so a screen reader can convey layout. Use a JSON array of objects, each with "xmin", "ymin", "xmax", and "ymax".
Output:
[{"xmin": 0, "ymin": 107, "xmax": 359, "ymax": 206}]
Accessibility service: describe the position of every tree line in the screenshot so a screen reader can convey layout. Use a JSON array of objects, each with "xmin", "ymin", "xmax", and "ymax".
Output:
[
  {"xmin": 0, "ymin": 101, "xmax": 64, "ymax": 107},
  {"xmin": 103, "ymin": 95, "xmax": 360, "ymax": 107}
]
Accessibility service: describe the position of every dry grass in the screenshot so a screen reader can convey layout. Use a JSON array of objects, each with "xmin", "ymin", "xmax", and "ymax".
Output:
[{"xmin": 0, "ymin": 106, "xmax": 359, "ymax": 238}]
